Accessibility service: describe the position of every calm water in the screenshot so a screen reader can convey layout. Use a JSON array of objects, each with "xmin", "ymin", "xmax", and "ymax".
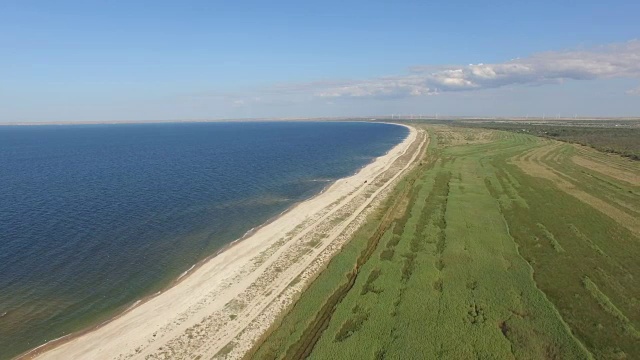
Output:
[{"xmin": 0, "ymin": 121, "xmax": 407, "ymax": 358}]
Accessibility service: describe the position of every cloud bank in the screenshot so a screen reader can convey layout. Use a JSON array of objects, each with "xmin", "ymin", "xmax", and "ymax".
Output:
[{"xmin": 308, "ymin": 40, "xmax": 640, "ymax": 98}]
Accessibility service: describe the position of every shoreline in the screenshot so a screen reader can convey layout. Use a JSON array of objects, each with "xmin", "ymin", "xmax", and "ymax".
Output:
[
  {"xmin": 23, "ymin": 122, "xmax": 422, "ymax": 360},
  {"xmin": 15, "ymin": 121, "xmax": 402, "ymax": 359},
  {"xmin": 2, "ymin": 117, "xmax": 640, "ymax": 127},
  {"xmin": 0, "ymin": 118, "xmax": 376, "ymax": 127},
  {"xmin": 14, "ymin": 136, "xmax": 379, "ymax": 359}
]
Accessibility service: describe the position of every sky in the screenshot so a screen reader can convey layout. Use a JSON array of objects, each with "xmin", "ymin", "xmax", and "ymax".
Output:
[{"xmin": 1, "ymin": 1, "xmax": 639, "ymax": 122}]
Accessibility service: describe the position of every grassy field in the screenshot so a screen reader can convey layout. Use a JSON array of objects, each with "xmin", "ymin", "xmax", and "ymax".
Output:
[
  {"xmin": 249, "ymin": 125, "xmax": 640, "ymax": 360},
  {"xmin": 452, "ymin": 121, "xmax": 640, "ymax": 160}
]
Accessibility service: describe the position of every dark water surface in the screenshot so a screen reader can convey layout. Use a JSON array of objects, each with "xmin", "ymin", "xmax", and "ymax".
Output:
[{"xmin": 0, "ymin": 121, "xmax": 407, "ymax": 358}]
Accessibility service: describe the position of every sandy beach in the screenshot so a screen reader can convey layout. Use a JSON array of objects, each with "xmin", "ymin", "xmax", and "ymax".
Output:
[{"xmin": 26, "ymin": 123, "xmax": 425, "ymax": 360}]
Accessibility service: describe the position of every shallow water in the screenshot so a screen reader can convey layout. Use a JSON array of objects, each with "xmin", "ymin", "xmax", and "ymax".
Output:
[{"xmin": 0, "ymin": 121, "xmax": 407, "ymax": 358}]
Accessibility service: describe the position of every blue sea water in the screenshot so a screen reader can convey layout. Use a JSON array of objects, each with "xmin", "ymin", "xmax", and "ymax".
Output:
[{"xmin": 0, "ymin": 121, "xmax": 407, "ymax": 358}]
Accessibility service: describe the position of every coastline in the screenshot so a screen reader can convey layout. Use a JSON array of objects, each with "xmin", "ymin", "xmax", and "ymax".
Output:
[{"xmin": 23, "ymin": 122, "xmax": 424, "ymax": 360}]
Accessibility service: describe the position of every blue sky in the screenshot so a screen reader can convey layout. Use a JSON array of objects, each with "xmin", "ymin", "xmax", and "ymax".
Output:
[{"xmin": 1, "ymin": 1, "xmax": 639, "ymax": 122}]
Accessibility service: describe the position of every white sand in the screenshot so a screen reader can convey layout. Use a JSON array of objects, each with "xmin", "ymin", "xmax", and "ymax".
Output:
[{"xmin": 29, "ymin": 123, "xmax": 424, "ymax": 360}]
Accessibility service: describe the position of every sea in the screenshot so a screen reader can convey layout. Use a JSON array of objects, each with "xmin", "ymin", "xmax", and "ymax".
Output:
[{"xmin": 0, "ymin": 121, "xmax": 407, "ymax": 358}]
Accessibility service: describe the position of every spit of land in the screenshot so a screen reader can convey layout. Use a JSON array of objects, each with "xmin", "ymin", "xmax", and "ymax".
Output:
[{"xmin": 27, "ymin": 124, "xmax": 426, "ymax": 360}]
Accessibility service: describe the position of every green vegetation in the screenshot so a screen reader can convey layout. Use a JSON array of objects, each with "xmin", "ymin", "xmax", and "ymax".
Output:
[
  {"xmin": 453, "ymin": 120, "xmax": 640, "ymax": 160},
  {"xmin": 250, "ymin": 125, "xmax": 640, "ymax": 360}
]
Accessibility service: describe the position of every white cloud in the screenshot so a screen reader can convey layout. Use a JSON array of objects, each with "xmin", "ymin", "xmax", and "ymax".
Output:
[
  {"xmin": 316, "ymin": 75, "xmax": 437, "ymax": 98},
  {"xmin": 626, "ymin": 86, "xmax": 640, "ymax": 95},
  {"xmin": 307, "ymin": 40, "xmax": 640, "ymax": 98}
]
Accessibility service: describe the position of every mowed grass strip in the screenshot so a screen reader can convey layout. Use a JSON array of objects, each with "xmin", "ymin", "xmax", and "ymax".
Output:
[{"xmin": 251, "ymin": 125, "xmax": 640, "ymax": 360}]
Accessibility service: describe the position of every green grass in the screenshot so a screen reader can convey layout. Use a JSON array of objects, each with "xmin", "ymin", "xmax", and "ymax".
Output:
[
  {"xmin": 250, "ymin": 125, "xmax": 640, "ymax": 360},
  {"xmin": 453, "ymin": 121, "xmax": 640, "ymax": 160},
  {"xmin": 582, "ymin": 276, "xmax": 640, "ymax": 339}
]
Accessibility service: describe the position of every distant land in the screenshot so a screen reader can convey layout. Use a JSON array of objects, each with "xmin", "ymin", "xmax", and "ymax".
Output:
[{"xmin": 2, "ymin": 116, "xmax": 640, "ymax": 126}]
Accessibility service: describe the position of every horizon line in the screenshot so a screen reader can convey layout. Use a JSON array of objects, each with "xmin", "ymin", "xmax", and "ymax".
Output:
[{"xmin": 2, "ymin": 115, "xmax": 640, "ymax": 126}]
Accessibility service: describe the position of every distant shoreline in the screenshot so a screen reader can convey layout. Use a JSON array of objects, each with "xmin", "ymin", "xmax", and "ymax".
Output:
[
  {"xmin": 2, "ymin": 116, "xmax": 640, "ymax": 126},
  {"xmin": 0, "ymin": 118, "xmax": 364, "ymax": 126}
]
